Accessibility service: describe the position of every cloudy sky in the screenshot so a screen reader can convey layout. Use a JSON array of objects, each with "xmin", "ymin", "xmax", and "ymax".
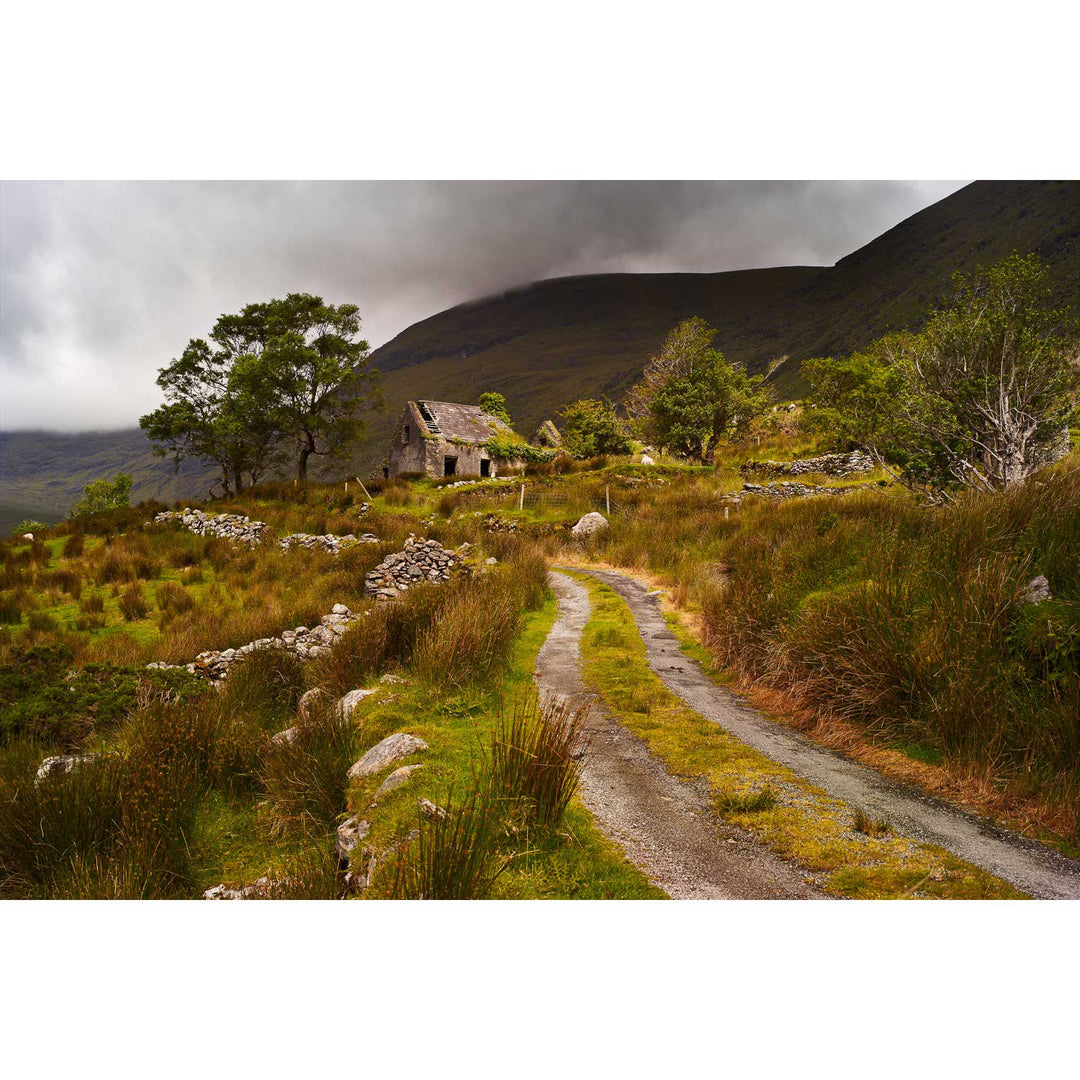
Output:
[{"xmin": 1, "ymin": 180, "xmax": 966, "ymax": 431}]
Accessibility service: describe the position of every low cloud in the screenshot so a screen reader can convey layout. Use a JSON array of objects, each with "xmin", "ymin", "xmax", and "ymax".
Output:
[{"xmin": 0, "ymin": 180, "xmax": 964, "ymax": 430}]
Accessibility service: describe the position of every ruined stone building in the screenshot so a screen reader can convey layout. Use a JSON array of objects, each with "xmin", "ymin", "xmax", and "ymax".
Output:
[{"xmin": 386, "ymin": 400, "xmax": 525, "ymax": 478}]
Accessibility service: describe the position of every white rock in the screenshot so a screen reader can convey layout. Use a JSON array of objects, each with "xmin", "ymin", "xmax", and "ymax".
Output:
[
  {"xmin": 35, "ymin": 752, "xmax": 100, "ymax": 785},
  {"xmin": 335, "ymin": 816, "xmax": 371, "ymax": 865},
  {"xmin": 270, "ymin": 726, "xmax": 299, "ymax": 748},
  {"xmin": 347, "ymin": 732, "xmax": 429, "ymax": 780},
  {"xmin": 372, "ymin": 764, "xmax": 425, "ymax": 804},
  {"xmin": 417, "ymin": 797, "xmax": 448, "ymax": 820},
  {"xmin": 332, "ymin": 603, "xmax": 351, "ymax": 616},
  {"xmin": 572, "ymin": 512, "xmax": 609, "ymax": 538},
  {"xmin": 336, "ymin": 688, "xmax": 377, "ymax": 719},
  {"xmin": 640, "ymin": 454, "xmax": 655, "ymax": 466},
  {"xmin": 1022, "ymin": 575, "xmax": 1052, "ymax": 604}
]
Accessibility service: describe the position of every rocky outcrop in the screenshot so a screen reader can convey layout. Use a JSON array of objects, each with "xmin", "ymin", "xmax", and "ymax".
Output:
[
  {"xmin": 346, "ymin": 732, "xmax": 429, "ymax": 780},
  {"xmin": 1021, "ymin": 575, "xmax": 1052, "ymax": 604},
  {"xmin": 363, "ymin": 537, "xmax": 465, "ymax": 600},
  {"xmin": 739, "ymin": 450, "xmax": 874, "ymax": 480},
  {"xmin": 152, "ymin": 509, "xmax": 377, "ymax": 553},
  {"xmin": 145, "ymin": 603, "xmax": 359, "ymax": 680},
  {"xmin": 572, "ymin": 512, "xmax": 609, "ymax": 538},
  {"xmin": 203, "ymin": 876, "xmax": 295, "ymax": 900}
]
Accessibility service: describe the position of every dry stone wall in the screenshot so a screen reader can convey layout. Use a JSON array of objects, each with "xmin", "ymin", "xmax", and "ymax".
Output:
[
  {"xmin": 146, "ymin": 603, "xmax": 359, "ymax": 680},
  {"xmin": 739, "ymin": 450, "xmax": 874, "ymax": 480},
  {"xmin": 152, "ymin": 508, "xmax": 377, "ymax": 553}
]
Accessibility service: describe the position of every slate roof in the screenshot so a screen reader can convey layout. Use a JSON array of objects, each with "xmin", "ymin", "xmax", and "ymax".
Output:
[{"xmin": 414, "ymin": 400, "xmax": 513, "ymax": 444}]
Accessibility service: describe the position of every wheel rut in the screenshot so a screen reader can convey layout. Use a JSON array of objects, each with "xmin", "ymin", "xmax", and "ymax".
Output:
[
  {"xmin": 568, "ymin": 566, "xmax": 1080, "ymax": 901},
  {"xmin": 536, "ymin": 572, "xmax": 821, "ymax": 899}
]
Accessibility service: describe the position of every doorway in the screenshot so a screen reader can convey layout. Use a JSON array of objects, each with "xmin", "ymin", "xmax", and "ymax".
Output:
[
  {"xmin": 480, "ymin": 458, "xmax": 490, "ymax": 477},
  {"xmin": 444, "ymin": 456, "xmax": 458, "ymax": 476}
]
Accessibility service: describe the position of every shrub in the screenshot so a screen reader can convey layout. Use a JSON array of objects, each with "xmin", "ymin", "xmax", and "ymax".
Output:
[
  {"xmin": 79, "ymin": 591, "xmax": 105, "ymax": 614},
  {"xmin": 62, "ymin": 533, "xmax": 85, "ymax": 558},
  {"xmin": 180, "ymin": 565, "xmax": 203, "ymax": 585},
  {"xmin": 0, "ymin": 593, "xmax": 23, "ymax": 626},
  {"xmin": 118, "ymin": 583, "xmax": 149, "ymax": 621},
  {"xmin": 27, "ymin": 611, "xmax": 58, "ymax": 633},
  {"xmin": 155, "ymin": 581, "xmax": 194, "ymax": 620}
]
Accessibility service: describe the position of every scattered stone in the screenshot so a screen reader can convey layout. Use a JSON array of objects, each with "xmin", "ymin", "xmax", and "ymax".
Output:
[
  {"xmin": 372, "ymin": 764, "xmax": 425, "ymax": 804},
  {"xmin": 35, "ymin": 752, "xmax": 101, "ymax": 784},
  {"xmin": 379, "ymin": 673, "xmax": 408, "ymax": 685},
  {"xmin": 347, "ymin": 732, "xmax": 429, "ymax": 780},
  {"xmin": 1021, "ymin": 575, "xmax": 1052, "ymax": 604},
  {"xmin": 727, "ymin": 479, "xmax": 874, "ymax": 504},
  {"xmin": 335, "ymin": 816, "xmax": 371, "ymax": 865},
  {"xmin": 417, "ymin": 797, "xmax": 448, "ymax": 821},
  {"xmin": 270, "ymin": 726, "xmax": 300, "ymax": 748},
  {"xmin": 363, "ymin": 536, "xmax": 464, "ymax": 601},
  {"xmin": 336, "ymin": 688, "xmax": 377, "ymax": 720},
  {"xmin": 298, "ymin": 686, "xmax": 328, "ymax": 721},
  {"xmin": 572, "ymin": 512, "xmax": 609, "ymax": 538},
  {"xmin": 640, "ymin": 454, "xmax": 655, "ymax": 466},
  {"xmin": 202, "ymin": 876, "xmax": 293, "ymax": 900}
]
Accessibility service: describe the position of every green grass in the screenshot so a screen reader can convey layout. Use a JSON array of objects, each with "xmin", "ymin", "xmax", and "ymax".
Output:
[
  {"xmin": 572, "ymin": 573, "xmax": 1024, "ymax": 900},
  {"xmin": 350, "ymin": 593, "xmax": 665, "ymax": 899}
]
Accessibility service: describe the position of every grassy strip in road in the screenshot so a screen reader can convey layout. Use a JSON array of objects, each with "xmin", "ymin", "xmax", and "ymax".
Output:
[
  {"xmin": 346, "ymin": 589, "xmax": 665, "ymax": 900},
  {"xmin": 573, "ymin": 573, "xmax": 1024, "ymax": 900}
]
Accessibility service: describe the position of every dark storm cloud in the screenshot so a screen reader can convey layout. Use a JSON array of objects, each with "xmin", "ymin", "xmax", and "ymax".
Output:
[{"xmin": 0, "ymin": 180, "xmax": 965, "ymax": 430}]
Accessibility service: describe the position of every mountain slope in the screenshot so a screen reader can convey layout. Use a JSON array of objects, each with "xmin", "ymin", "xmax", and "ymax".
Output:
[
  {"xmin": 0, "ymin": 429, "xmax": 217, "ymax": 531},
  {"xmin": 366, "ymin": 180, "xmax": 1080, "ymax": 455}
]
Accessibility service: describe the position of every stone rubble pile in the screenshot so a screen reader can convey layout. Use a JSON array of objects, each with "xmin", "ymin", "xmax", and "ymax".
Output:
[
  {"xmin": 145, "ymin": 602, "xmax": 359, "ymax": 680},
  {"xmin": 739, "ymin": 450, "xmax": 874, "ymax": 480},
  {"xmin": 363, "ymin": 536, "xmax": 467, "ymax": 600},
  {"xmin": 152, "ymin": 508, "xmax": 377, "ymax": 553}
]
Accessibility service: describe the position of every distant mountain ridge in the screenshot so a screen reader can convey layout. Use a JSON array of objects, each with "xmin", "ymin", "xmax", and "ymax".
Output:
[{"xmin": 3, "ymin": 180, "xmax": 1078, "ymax": 525}]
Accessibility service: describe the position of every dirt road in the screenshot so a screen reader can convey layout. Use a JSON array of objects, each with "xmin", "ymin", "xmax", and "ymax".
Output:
[
  {"xmin": 565, "ymin": 567, "xmax": 1080, "ymax": 900},
  {"xmin": 536, "ymin": 572, "xmax": 820, "ymax": 899}
]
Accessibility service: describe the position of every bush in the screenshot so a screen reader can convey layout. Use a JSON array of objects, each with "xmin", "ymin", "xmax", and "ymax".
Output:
[
  {"xmin": 0, "ymin": 593, "xmax": 23, "ymax": 626},
  {"xmin": 155, "ymin": 581, "xmax": 194, "ymax": 620},
  {"xmin": 118, "ymin": 583, "xmax": 148, "ymax": 622},
  {"xmin": 62, "ymin": 533, "xmax": 85, "ymax": 558}
]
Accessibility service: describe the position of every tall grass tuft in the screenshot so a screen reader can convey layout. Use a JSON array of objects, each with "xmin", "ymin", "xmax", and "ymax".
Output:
[
  {"xmin": 488, "ymin": 693, "xmax": 588, "ymax": 827},
  {"xmin": 389, "ymin": 789, "xmax": 508, "ymax": 900},
  {"xmin": 259, "ymin": 698, "xmax": 360, "ymax": 837}
]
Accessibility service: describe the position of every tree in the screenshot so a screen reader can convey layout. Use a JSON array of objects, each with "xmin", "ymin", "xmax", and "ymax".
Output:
[
  {"xmin": 249, "ymin": 294, "xmax": 381, "ymax": 480},
  {"xmin": 140, "ymin": 293, "xmax": 379, "ymax": 488},
  {"xmin": 804, "ymin": 254, "xmax": 1080, "ymax": 497},
  {"xmin": 558, "ymin": 398, "xmax": 632, "ymax": 457},
  {"xmin": 626, "ymin": 317, "xmax": 772, "ymax": 462},
  {"xmin": 478, "ymin": 392, "xmax": 512, "ymax": 426},
  {"xmin": 140, "ymin": 338, "xmax": 282, "ymax": 496},
  {"xmin": 71, "ymin": 473, "xmax": 133, "ymax": 517}
]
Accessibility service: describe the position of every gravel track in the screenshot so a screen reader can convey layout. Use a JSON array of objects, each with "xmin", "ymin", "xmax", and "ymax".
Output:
[
  {"xmin": 571, "ymin": 566, "xmax": 1080, "ymax": 901},
  {"xmin": 536, "ymin": 572, "xmax": 820, "ymax": 899}
]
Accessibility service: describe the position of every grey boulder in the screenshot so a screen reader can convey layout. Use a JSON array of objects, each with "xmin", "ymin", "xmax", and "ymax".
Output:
[{"xmin": 347, "ymin": 732, "xmax": 429, "ymax": 780}]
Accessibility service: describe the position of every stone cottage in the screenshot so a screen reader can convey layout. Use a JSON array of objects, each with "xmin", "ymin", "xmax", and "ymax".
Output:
[{"xmin": 386, "ymin": 400, "xmax": 526, "ymax": 478}]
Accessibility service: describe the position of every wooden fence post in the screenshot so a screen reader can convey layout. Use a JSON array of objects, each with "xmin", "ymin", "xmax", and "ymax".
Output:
[
  {"xmin": 606, "ymin": 485, "xmax": 611, "ymax": 516},
  {"xmin": 519, "ymin": 483, "xmax": 525, "ymax": 511}
]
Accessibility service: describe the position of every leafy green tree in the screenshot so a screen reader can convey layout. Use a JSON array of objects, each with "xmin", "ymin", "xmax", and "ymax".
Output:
[
  {"xmin": 558, "ymin": 398, "xmax": 632, "ymax": 457},
  {"xmin": 71, "ymin": 473, "xmax": 133, "ymax": 517},
  {"xmin": 626, "ymin": 317, "xmax": 772, "ymax": 462},
  {"xmin": 141, "ymin": 293, "xmax": 379, "ymax": 488},
  {"xmin": 478, "ymin": 392, "xmax": 512, "ymax": 426},
  {"xmin": 249, "ymin": 294, "xmax": 381, "ymax": 480},
  {"xmin": 804, "ymin": 254, "xmax": 1079, "ymax": 497},
  {"xmin": 140, "ymin": 337, "xmax": 281, "ymax": 496}
]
